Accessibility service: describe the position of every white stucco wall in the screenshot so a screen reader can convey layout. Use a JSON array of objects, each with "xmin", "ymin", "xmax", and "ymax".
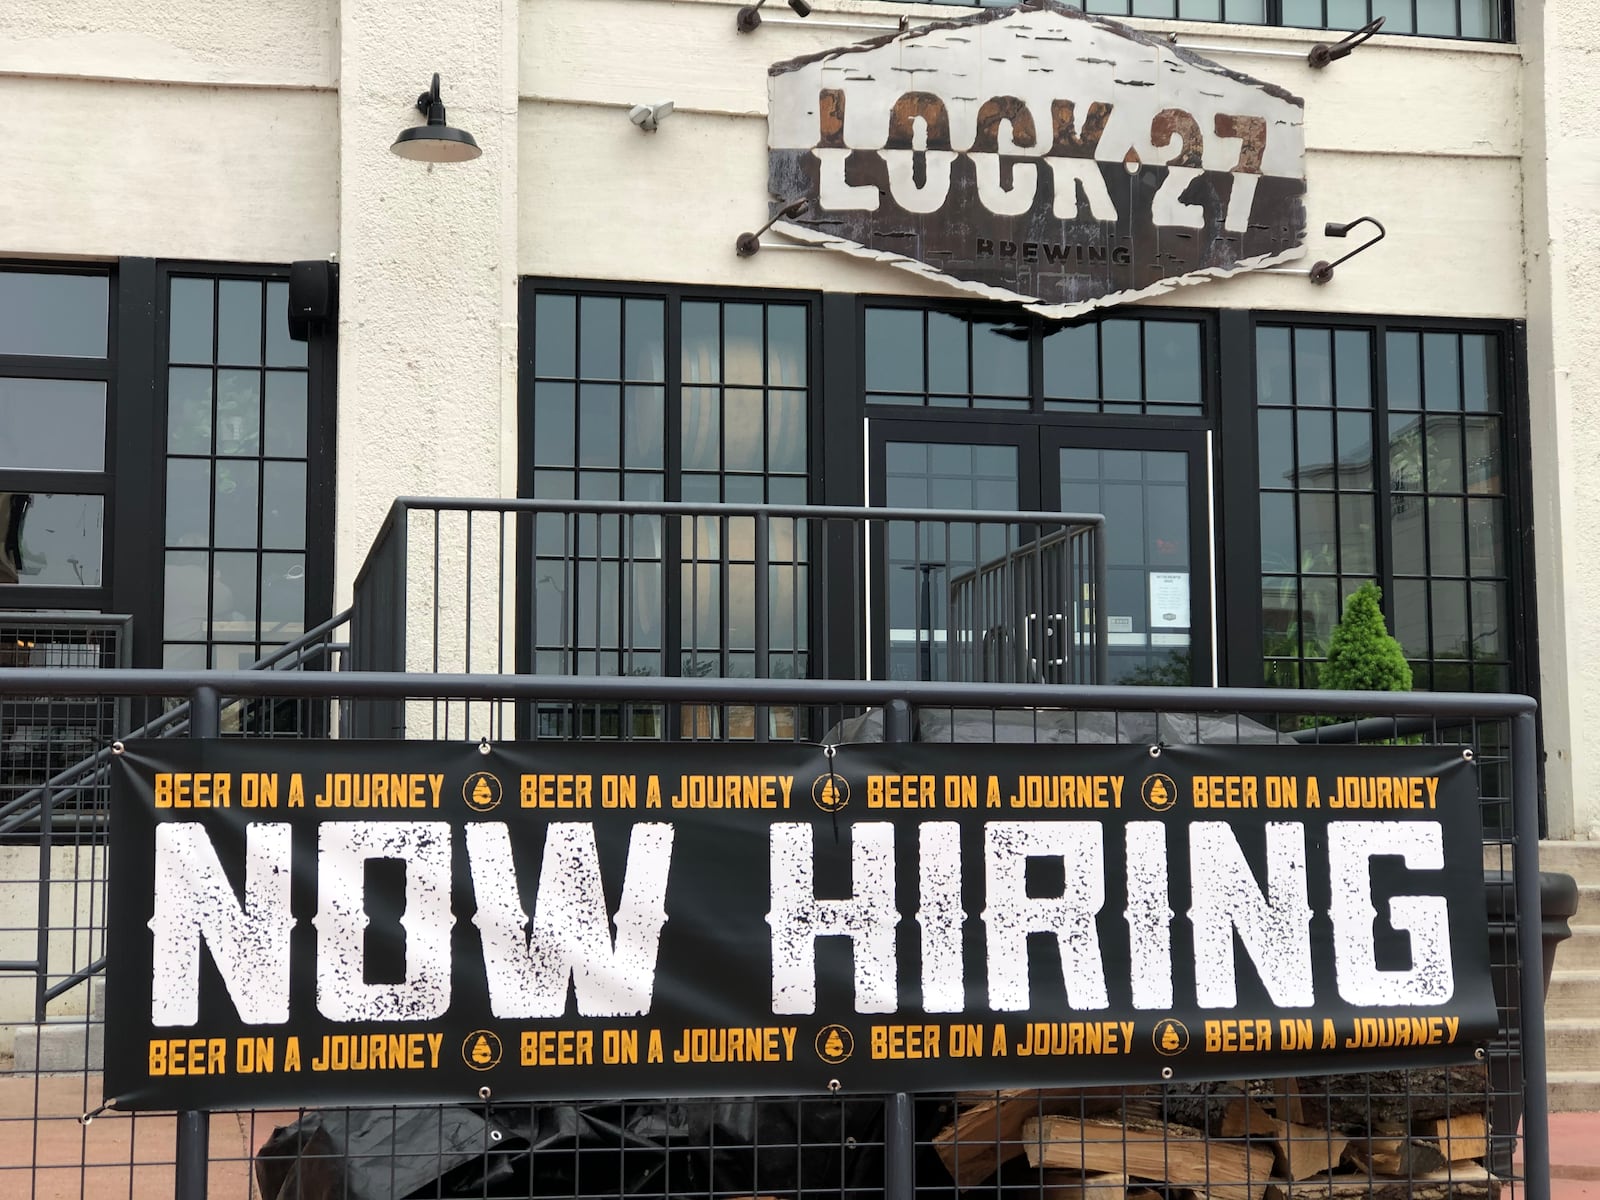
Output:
[
  {"xmin": 0, "ymin": 0, "xmax": 340, "ymax": 263},
  {"xmin": 0, "ymin": 0, "xmax": 1589, "ymax": 845},
  {"xmin": 0, "ymin": 846, "xmax": 107, "ymax": 1056},
  {"xmin": 520, "ymin": 0, "xmax": 1524, "ymax": 319},
  {"xmin": 1520, "ymin": 0, "xmax": 1600, "ymax": 839},
  {"xmin": 333, "ymin": 0, "xmax": 521, "ymax": 606}
]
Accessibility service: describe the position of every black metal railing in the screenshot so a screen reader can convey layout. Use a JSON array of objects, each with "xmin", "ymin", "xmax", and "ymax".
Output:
[
  {"xmin": 0, "ymin": 610, "xmax": 349, "ymax": 841},
  {"xmin": 0, "ymin": 665, "xmax": 1550, "ymax": 1200},
  {"xmin": 348, "ymin": 497, "xmax": 1109, "ymax": 739}
]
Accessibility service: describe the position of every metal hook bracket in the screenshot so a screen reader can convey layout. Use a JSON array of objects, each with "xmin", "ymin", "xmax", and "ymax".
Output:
[
  {"xmin": 1310, "ymin": 216, "xmax": 1386, "ymax": 285},
  {"xmin": 736, "ymin": 198, "xmax": 810, "ymax": 257},
  {"xmin": 1308, "ymin": 16, "xmax": 1384, "ymax": 68}
]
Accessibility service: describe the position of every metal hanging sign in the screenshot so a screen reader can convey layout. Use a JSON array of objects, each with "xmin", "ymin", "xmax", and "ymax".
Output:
[
  {"xmin": 765, "ymin": 0, "xmax": 1306, "ymax": 316},
  {"xmin": 105, "ymin": 740, "xmax": 1493, "ymax": 1111}
]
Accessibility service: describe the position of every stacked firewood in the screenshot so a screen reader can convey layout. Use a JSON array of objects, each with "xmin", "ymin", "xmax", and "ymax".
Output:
[{"xmin": 933, "ymin": 1070, "xmax": 1500, "ymax": 1199}]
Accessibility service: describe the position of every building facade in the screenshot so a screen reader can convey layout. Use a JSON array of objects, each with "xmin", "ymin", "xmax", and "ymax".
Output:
[{"xmin": 0, "ymin": 0, "xmax": 1594, "ymax": 838}]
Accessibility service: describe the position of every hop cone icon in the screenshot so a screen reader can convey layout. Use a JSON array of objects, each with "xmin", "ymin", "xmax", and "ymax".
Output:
[
  {"xmin": 1161, "ymin": 1024, "xmax": 1180, "ymax": 1050},
  {"xmin": 472, "ymin": 1035, "xmax": 493, "ymax": 1064},
  {"xmin": 1149, "ymin": 778, "xmax": 1168, "ymax": 806},
  {"xmin": 473, "ymin": 777, "xmax": 494, "ymax": 807},
  {"xmin": 825, "ymin": 1030, "xmax": 844, "ymax": 1058}
]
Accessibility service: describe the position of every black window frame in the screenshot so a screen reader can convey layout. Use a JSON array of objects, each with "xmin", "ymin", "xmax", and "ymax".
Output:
[
  {"xmin": 517, "ymin": 278, "xmax": 829, "ymax": 700},
  {"xmin": 1213, "ymin": 308, "xmax": 1536, "ymax": 702},
  {"xmin": 148, "ymin": 264, "xmax": 335, "ymax": 671},
  {"xmin": 123, "ymin": 260, "xmax": 337, "ymax": 671},
  {"xmin": 884, "ymin": 0, "xmax": 1513, "ymax": 43},
  {"xmin": 0, "ymin": 260, "xmax": 118, "ymax": 611},
  {"xmin": 857, "ymin": 294, "xmax": 1217, "ymax": 432},
  {"xmin": 520, "ymin": 284, "xmax": 1536, "ymax": 714}
]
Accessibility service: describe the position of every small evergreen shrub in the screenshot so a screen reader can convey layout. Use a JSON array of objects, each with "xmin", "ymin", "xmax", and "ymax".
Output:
[
  {"xmin": 1301, "ymin": 582, "xmax": 1411, "ymax": 729},
  {"xmin": 1321, "ymin": 582, "xmax": 1413, "ymax": 693}
]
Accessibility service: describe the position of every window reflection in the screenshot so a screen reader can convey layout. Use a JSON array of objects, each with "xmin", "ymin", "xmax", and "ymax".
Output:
[
  {"xmin": 862, "ymin": 309, "xmax": 1206, "ymax": 414},
  {"xmin": 0, "ymin": 494, "xmax": 103, "ymax": 586},
  {"xmin": 1258, "ymin": 323, "xmax": 1512, "ymax": 694},
  {"xmin": 0, "ymin": 379, "xmax": 106, "ymax": 471},
  {"xmin": 526, "ymin": 291, "xmax": 812, "ymax": 717},
  {"xmin": 163, "ymin": 276, "xmax": 311, "ymax": 666},
  {"xmin": 0, "ymin": 273, "xmax": 109, "ymax": 359}
]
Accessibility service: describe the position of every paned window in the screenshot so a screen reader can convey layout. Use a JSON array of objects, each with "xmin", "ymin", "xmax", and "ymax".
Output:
[
  {"xmin": 525, "ymin": 288, "xmax": 813, "ymax": 691},
  {"xmin": 163, "ymin": 277, "xmax": 311, "ymax": 669},
  {"xmin": 865, "ymin": 307, "xmax": 1205, "ymax": 414},
  {"xmin": 1256, "ymin": 322, "xmax": 1512, "ymax": 691},
  {"xmin": 898, "ymin": 0, "xmax": 1504, "ymax": 39},
  {"xmin": 0, "ymin": 270, "xmax": 113, "ymax": 595}
]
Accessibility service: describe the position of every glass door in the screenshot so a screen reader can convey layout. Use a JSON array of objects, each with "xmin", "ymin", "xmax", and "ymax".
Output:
[
  {"xmin": 1045, "ymin": 428, "xmax": 1213, "ymax": 686},
  {"xmin": 869, "ymin": 420, "xmax": 1213, "ymax": 684},
  {"xmin": 870, "ymin": 425, "xmax": 1034, "ymax": 682}
]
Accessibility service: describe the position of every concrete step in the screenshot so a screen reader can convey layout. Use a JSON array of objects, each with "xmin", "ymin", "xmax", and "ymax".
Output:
[
  {"xmin": 1546, "ymin": 1020, "xmax": 1600, "ymax": 1071},
  {"xmin": 10, "ymin": 1018, "xmax": 104, "ymax": 1073},
  {"xmin": 1552, "ymin": 926, "xmax": 1600, "ymax": 972},
  {"xmin": 1539, "ymin": 841, "xmax": 1600, "ymax": 880},
  {"xmin": 1548, "ymin": 970, "xmax": 1600, "ymax": 1020},
  {"xmin": 1550, "ymin": 1070, "xmax": 1600, "ymax": 1113},
  {"xmin": 1576, "ymin": 884, "xmax": 1600, "ymax": 927}
]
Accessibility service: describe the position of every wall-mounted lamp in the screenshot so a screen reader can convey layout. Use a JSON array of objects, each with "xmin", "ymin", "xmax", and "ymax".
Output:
[
  {"xmin": 737, "ymin": 0, "xmax": 812, "ymax": 33},
  {"xmin": 736, "ymin": 198, "xmax": 809, "ymax": 256},
  {"xmin": 628, "ymin": 101, "xmax": 675, "ymax": 132},
  {"xmin": 391, "ymin": 73, "xmax": 482, "ymax": 162},
  {"xmin": 1310, "ymin": 217, "xmax": 1385, "ymax": 285}
]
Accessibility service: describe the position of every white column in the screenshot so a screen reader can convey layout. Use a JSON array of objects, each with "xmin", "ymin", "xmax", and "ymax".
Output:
[
  {"xmin": 335, "ymin": 0, "xmax": 520, "ymax": 623},
  {"xmin": 1521, "ymin": 0, "xmax": 1600, "ymax": 838}
]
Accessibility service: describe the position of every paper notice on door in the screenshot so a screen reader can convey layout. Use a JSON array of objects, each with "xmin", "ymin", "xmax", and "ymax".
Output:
[{"xmin": 1149, "ymin": 572, "xmax": 1190, "ymax": 629}]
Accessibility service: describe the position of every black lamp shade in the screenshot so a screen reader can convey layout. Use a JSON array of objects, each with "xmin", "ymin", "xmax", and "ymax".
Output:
[
  {"xmin": 392, "ymin": 123, "xmax": 482, "ymax": 163},
  {"xmin": 392, "ymin": 75, "xmax": 482, "ymax": 162}
]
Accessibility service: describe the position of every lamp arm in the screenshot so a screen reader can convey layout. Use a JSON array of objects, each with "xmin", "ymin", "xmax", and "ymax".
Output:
[
  {"xmin": 1309, "ymin": 217, "xmax": 1385, "ymax": 285},
  {"xmin": 735, "ymin": 198, "xmax": 811, "ymax": 257},
  {"xmin": 417, "ymin": 73, "xmax": 442, "ymax": 114},
  {"xmin": 1307, "ymin": 16, "xmax": 1384, "ymax": 68}
]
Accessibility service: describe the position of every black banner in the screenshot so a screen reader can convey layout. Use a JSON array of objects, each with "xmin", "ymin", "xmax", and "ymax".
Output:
[{"xmin": 107, "ymin": 740, "xmax": 1496, "ymax": 1110}]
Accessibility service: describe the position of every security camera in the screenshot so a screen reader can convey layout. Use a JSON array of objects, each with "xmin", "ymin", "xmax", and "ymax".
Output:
[{"xmin": 627, "ymin": 101, "xmax": 674, "ymax": 133}]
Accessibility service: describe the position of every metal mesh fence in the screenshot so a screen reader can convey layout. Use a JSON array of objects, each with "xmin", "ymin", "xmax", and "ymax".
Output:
[{"xmin": 0, "ymin": 668, "xmax": 1547, "ymax": 1200}]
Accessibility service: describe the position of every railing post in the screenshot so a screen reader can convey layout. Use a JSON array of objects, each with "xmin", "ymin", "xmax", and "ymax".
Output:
[
  {"xmin": 883, "ymin": 696, "xmax": 915, "ymax": 1200},
  {"xmin": 884, "ymin": 697, "xmax": 914, "ymax": 745},
  {"xmin": 1092, "ymin": 519, "xmax": 1109, "ymax": 685},
  {"xmin": 1513, "ymin": 710, "xmax": 1550, "ymax": 1200},
  {"xmin": 176, "ymin": 685, "xmax": 221, "ymax": 1200}
]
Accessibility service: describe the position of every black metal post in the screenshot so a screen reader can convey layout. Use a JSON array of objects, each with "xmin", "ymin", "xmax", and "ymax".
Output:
[
  {"xmin": 175, "ymin": 1110, "xmax": 209, "ymax": 1200},
  {"xmin": 1513, "ymin": 710, "xmax": 1550, "ymax": 1200},
  {"xmin": 885, "ymin": 1090, "xmax": 915, "ymax": 1200},
  {"xmin": 917, "ymin": 564, "xmax": 938, "ymax": 682},
  {"xmin": 884, "ymin": 697, "xmax": 914, "ymax": 745},
  {"xmin": 176, "ymin": 685, "xmax": 221, "ymax": 1200},
  {"xmin": 883, "ymin": 696, "xmax": 916, "ymax": 1200}
]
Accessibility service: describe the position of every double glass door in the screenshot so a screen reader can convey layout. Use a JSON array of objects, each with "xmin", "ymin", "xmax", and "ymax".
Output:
[{"xmin": 869, "ymin": 421, "xmax": 1213, "ymax": 686}]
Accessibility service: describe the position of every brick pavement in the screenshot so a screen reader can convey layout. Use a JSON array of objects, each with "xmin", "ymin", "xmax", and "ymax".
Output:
[
  {"xmin": 1541, "ymin": 1110, "xmax": 1600, "ymax": 1199},
  {"xmin": 5, "ymin": 1074, "xmax": 1596, "ymax": 1200},
  {"xmin": 0, "ymin": 1074, "xmax": 293, "ymax": 1200}
]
